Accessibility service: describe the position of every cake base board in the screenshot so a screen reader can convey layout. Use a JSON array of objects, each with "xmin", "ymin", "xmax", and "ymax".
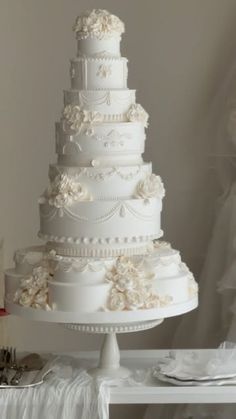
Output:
[{"xmin": 5, "ymin": 296, "xmax": 198, "ymax": 324}]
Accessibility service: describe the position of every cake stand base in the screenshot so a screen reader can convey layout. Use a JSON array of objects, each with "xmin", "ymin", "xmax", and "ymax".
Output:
[{"xmin": 63, "ymin": 319, "xmax": 163, "ymax": 378}]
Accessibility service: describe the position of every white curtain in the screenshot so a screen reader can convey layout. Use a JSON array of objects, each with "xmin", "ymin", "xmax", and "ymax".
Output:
[{"xmin": 145, "ymin": 59, "xmax": 236, "ymax": 419}]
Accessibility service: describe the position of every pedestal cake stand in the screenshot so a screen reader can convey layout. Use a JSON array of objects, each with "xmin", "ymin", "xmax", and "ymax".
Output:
[{"xmin": 5, "ymin": 296, "xmax": 198, "ymax": 378}]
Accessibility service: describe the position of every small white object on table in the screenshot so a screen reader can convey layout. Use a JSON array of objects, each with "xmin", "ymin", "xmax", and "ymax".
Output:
[{"xmin": 107, "ymin": 350, "xmax": 236, "ymax": 404}]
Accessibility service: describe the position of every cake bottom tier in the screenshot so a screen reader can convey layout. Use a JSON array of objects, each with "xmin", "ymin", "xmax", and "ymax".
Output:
[{"xmin": 5, "ymin": 242, "xmax": 198, "ymax": 315}]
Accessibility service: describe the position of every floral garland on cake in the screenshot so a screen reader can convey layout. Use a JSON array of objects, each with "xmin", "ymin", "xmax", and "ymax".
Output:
[
  {"xmin": 39, "ymin": 173, "xmax": 91, "ymax": 209},
  {"xmin": 127, "ymin": 104, "xmax": 149, "ymax": 128},
  {"xmin": 105, "ymin": 256, "xmax": 172, "ymax": 311},
  {"xmin": 134, "ymin": 174, "xmax": 165, "ymax": 201},
  {"xmin": 14, "ymin": 266, "xmax": 51, "ymax": 310},
  {"xmin": 62, "ymin": 104, "xmax": 103, "ymax": 136},
  {"xmin": 73, "ymin": 9, "xmax": 125, "ymax": 40}
]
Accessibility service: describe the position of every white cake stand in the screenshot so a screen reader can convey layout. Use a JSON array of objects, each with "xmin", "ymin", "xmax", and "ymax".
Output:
[
  {"xmin": 5, "ymin": 295, "xmax": 198, "ymax": 378},
  {"xmin": 64, "ymin": 319, "xmax": 163, "ymax": 378}
]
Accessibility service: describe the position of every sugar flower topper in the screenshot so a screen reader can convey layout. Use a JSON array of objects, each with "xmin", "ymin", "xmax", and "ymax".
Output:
[{"xmin": 73, "ymin": 9, "xmax": 125, "ymax": 40}]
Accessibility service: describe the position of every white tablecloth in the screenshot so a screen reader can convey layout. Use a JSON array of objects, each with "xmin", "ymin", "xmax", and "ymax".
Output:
[{"xmin": 0, "ymin": 355, "xmax": 111, "ymax": 419}]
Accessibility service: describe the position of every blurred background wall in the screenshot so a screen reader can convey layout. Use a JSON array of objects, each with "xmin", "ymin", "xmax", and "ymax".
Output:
[{"xmin": 1, "ymin": 0, "xmax": 236, "ymax": 358}]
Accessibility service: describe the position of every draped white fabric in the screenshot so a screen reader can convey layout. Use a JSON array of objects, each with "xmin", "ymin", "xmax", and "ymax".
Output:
[
  {"xmin": 0, "ymin": 355, "xmax": 110, "ymax": 419},
  {"xmin": 144, "ymin": 57, "xmax": 236, "ymax": 419}
]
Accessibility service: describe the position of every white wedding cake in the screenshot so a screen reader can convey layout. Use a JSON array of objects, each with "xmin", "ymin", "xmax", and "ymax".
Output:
[{"xmin": 5, "ymin": 10, "xmax": 198, "ymax": 319}]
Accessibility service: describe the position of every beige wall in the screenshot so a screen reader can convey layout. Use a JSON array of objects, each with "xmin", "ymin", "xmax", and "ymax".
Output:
[{"xmin": 1, "ymin": 0, "xmax": 236, "ymax": 354}]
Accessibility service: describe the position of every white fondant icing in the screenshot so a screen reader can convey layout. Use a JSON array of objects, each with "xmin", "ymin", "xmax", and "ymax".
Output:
[
  {"xmin": 63, "ymin": 89, "xmax": 136, "ymax": 116},
  {"xmin": 48, "ymin": 280, "xmax": 111, "ymax": 312},
  {"xmin": 48, "ymin": 163, "xmax": 152, "ymax": 199},
  {"xmin": 77, "ymin": 37, "xmax": 121, "ymax": 58},
  {"xmin": 55, "ymin": 120, "xmax": 146, "ymax": 166},
  {"xmin": 5, "ymin": 269, "xmax": 24, "ymax": 296},
  {"xmin": 70, "ymin": 57, "xmax": 128, "ymax": 90},
  {"xmin": 39, "ymin": 198, "xmax": 162, "ymax": 254},
  {"xmin": 153, "ymin": 270, "xmax": 189, "ymax": 304}
]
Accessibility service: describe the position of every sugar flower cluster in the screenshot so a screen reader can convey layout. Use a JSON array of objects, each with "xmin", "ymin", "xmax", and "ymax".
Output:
[
  {"xmin": 106, "ymin": 256, "xmax": 172, "ymax": 311},
  {"xmin": 135, "ymin": 174, "xmax": 165, "ymax": 200},
  {"xmin": 14, "ymin": 266, "xmax": 51, "ymax": 310},
  {"xmin": 73, "ymin": 9, "xmax": 125, "ymax": 39},
  {"xmin": 63, "ymin": 104, "xmax": 103, "ymax": 136},
  {"xmin": 39, "ymin": 173, "xmax": 91, "ymax": 209},
  {"xmin": 127, "ymin": 104, "xmax": 149, "ymax": 128}
]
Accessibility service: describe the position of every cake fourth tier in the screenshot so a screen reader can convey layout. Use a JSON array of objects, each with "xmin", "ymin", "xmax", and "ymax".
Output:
[{"xmin": 38, "ymin": 9, "xmax": 164, "ymax": 257}]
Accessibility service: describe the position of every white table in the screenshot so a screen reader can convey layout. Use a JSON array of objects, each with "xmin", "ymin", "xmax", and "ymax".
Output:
[{"xmin": 78, "ymin": 349, "xmax": 236, "ymax": 405}]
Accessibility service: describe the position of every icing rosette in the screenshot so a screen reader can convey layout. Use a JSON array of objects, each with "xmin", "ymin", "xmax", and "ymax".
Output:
[
  {"xmin": 106, "ymin": 256, "xmax": 172, "ymax": 311},
  {"xmin": 14, "ymin": 266, "xmax": 51, "ymax": 311},
  {"xmin": 135, "ymin": 174, "xmax": 165, "ymax": 200},
  {"xmin": 62, "ymin": 104, "xmax": 103, "ymax": 136},
  {"xmin": 73, "ymin": 9, "xmax": 125, "ymax": 40},
  {"xmin": 127, "ymin": 104, "xmax": 149, "ymax": 128},
  {"xmin": 39, "ymin": 173, "xmax": 91, "ymax": 208}
]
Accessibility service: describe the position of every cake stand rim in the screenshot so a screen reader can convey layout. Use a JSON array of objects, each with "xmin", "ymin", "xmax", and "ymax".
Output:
[{"xmin": 5, "ymin": 295, "xmax": 198, "ymax": 324}]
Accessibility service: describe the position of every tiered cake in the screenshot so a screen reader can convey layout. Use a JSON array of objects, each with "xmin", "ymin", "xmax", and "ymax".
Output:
[{"xmin": 5, "ymin": 10, "xmax": 198, "ymax": 319}]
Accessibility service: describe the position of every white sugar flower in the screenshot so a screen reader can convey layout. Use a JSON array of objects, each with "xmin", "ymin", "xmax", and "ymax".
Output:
[
  {"xmin": 127, "ymin": 104, "xmax": 149, "ymax": 128},
  {"xmin": 40, "ymin": 173, "xmax": 91, "ymax": 208},
  {"xmin": 73, "ymin": 9, "xmax": 125, "ymax": 39},
  {"xmin": 63, "ymin": 105, "xmax": 83, "ymax": 132},
  {"xmin": 33, "ymin": 289, "xmax": 49, "ymax": 306},
  {"xmin": 32, "ymin": 266, "xmax": 49, "ymax": 282},
  {"xmin": 135, "ymin": 174, "xmax": 165, "ymax": 200},
  {"xmin": 125, "ymin": 289, "xmax": 144, "ymax": 310},
  {"xmin": 18, "ymin": 290, "xmax": 34, "ymax": 307},
  {"xmin": 145, "ymin": 293, "xmax": 160, "ymax": 309},
  {"xmin": 116, "ymin": 276, "xmax": 135, "ymax": 292},
  {"xmin": 108, "ymin": 290, "xmax": 126, "ymax": 311},
  {"xmin": 106, "ymin": 255, "xmax": 160, "ymax": 311},
  {"xmin": 14, "ymin": 264, "xmax": 51, "ymax": 311},
  {"xmin": 20, "ymin": 277, "xmax": 34, "ymax": 289},
  {"xmin": 62, "ymin": 105, "xmax": 103, "ymax": 136}
]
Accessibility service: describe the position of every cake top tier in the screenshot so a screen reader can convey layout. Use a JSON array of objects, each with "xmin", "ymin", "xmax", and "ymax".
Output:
[{"xmin": 73, "ymin": 9, "xmax": 125, "ymax": 40}]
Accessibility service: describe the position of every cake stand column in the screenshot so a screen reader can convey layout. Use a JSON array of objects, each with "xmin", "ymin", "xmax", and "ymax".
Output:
[
  {"xmin": 91, "ymin": 332, "xmax": 130, "ymax": 378},
  {"xmin": 64, "ymin": 319, "xmax": 163, "ymax": 379}
]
